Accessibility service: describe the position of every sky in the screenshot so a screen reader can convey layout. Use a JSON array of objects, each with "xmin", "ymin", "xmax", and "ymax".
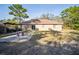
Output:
[{"xmin": 0, "ymin": 4, "xmax": 79, "ymax": 20}]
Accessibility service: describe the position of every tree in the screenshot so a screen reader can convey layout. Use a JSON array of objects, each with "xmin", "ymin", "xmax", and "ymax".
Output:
[
  {"xmin": 8, "ymin": 4, "xmax": 29, "ymax": 30},
  {"xmin": 40, "ymin": 13, "xmax": 54, "ymax": 19},
  {"xmin": 0, "ymin": 19, "xmax": 8, "ymax": 33},
  {"xmin": 61, "ymin": 6, "xmax": 79, "ymax": 30},
  {"xmin": 5, "ymin": 19, "xmax": 19, "ymax": 29},
  {"xmin": 0, "ymin": 19, "xmax": 7, "ymax": 23},
  {"xmin": 52, "ymin": 16, "xmax": 62, "ymax": 20}
]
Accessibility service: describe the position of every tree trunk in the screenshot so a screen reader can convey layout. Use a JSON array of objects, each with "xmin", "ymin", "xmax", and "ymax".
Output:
[
  {"xmin": 4, "ymin": 24, "xmax": 7, "ymax": 34},
  {"xmin": 18, "ymin": 17, "xmax": 23, "ymax": 31}
]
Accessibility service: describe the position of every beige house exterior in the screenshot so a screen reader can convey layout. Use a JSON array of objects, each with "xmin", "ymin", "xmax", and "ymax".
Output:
[{"xmin": 22, "ymin": 19, "xmax": 63, "ymax": 31}]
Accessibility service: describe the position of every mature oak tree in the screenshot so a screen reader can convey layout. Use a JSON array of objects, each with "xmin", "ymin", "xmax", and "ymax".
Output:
[{"xmin": 61, "ymin": 6, "xmax": 79, "ymax": 30}]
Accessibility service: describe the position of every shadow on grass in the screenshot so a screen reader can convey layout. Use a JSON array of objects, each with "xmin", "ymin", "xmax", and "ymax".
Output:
[
  {"xmin": 0, "ymin": 41, "xmax": 79, "ymax": 55},
  {"xmin": 21, "ymin": 31, "xmax": 79, "ymax": 55},
  {"xmin": 0, "ymin": 32, "xmax": 47, "ymax": 55},
  {"xmin": 29, "ymin": 32, "xmax": 47, "ymax": 45},
  {"xmin": 0, "ymin": 31, "xmax": 79, "ymax": 55},
  {"xmin": 16, "ymin": 43, "xmax": 79, "ymax": 55},
  {"xmin": 0, "ymin": 42, "xmax": 20, "ymax": 55},
  {"xmin": 70, "ymin": 31, "xmax": 79, "ymax": 35}
]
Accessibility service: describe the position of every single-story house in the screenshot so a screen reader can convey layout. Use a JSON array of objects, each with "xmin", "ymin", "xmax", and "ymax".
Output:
[{"xmin": 22, "ymin": 18, "xmax": 63, "ymax": 31}]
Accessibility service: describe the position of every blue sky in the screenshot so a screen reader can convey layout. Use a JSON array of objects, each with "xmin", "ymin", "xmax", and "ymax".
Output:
[{"xmin": 0, "ymin": 4, "xmax": 79, "ymax": 20}]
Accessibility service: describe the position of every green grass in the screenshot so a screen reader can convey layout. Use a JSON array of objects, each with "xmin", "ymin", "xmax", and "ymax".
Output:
[{"xmin": 0, "ymin": 34, "xmax": 10, "ymax": 38}]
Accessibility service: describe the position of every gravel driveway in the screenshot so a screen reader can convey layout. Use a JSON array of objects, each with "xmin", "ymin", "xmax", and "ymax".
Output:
[{"xmin": 0, "ymin": 32, "xmax": 33, "ymax": 42}]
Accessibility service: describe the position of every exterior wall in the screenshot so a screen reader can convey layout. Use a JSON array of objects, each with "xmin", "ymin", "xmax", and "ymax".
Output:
[
  {"xmin": 52, "ymin": 25, "xmax": 62, "ymax": 31},
  {"xmin": 22, "ymin": 25, "xmax": 32, "ymax": 31},
  {"xmin": 36, "ymin": 25, "xmax": 50, "ymax": 31},
  {"xmin": 35, "ymin": 25, "xmax": 63, "ymax": 31}
]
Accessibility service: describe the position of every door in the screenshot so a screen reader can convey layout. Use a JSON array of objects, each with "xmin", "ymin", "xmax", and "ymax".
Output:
[{"xmin": 32, "ymin": 25, "xmax": 35, "ymax": 30}]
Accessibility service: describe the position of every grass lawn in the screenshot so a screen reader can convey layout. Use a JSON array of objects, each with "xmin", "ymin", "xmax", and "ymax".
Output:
[
  {"xmin": 0, "ymin": 30, "xmax": 79, "ymax": 55},
  {"xmin": 32, "ymin": 29, "xmax": 79, "ymax": 45},
  {"xmin": 0, "ymin": 34, "xmax": 10, "ymax": 38}
]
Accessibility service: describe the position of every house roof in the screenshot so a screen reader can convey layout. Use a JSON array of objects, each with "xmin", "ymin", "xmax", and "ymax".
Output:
[{"xmin": 22, "ymin": 18, "xmax": 63, "ymax": 25}]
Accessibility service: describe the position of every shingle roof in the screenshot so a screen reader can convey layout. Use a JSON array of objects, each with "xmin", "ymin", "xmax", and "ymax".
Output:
[{"xmin": 22, "ymin": 19, "xmax": 63, "ymax": 25}]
